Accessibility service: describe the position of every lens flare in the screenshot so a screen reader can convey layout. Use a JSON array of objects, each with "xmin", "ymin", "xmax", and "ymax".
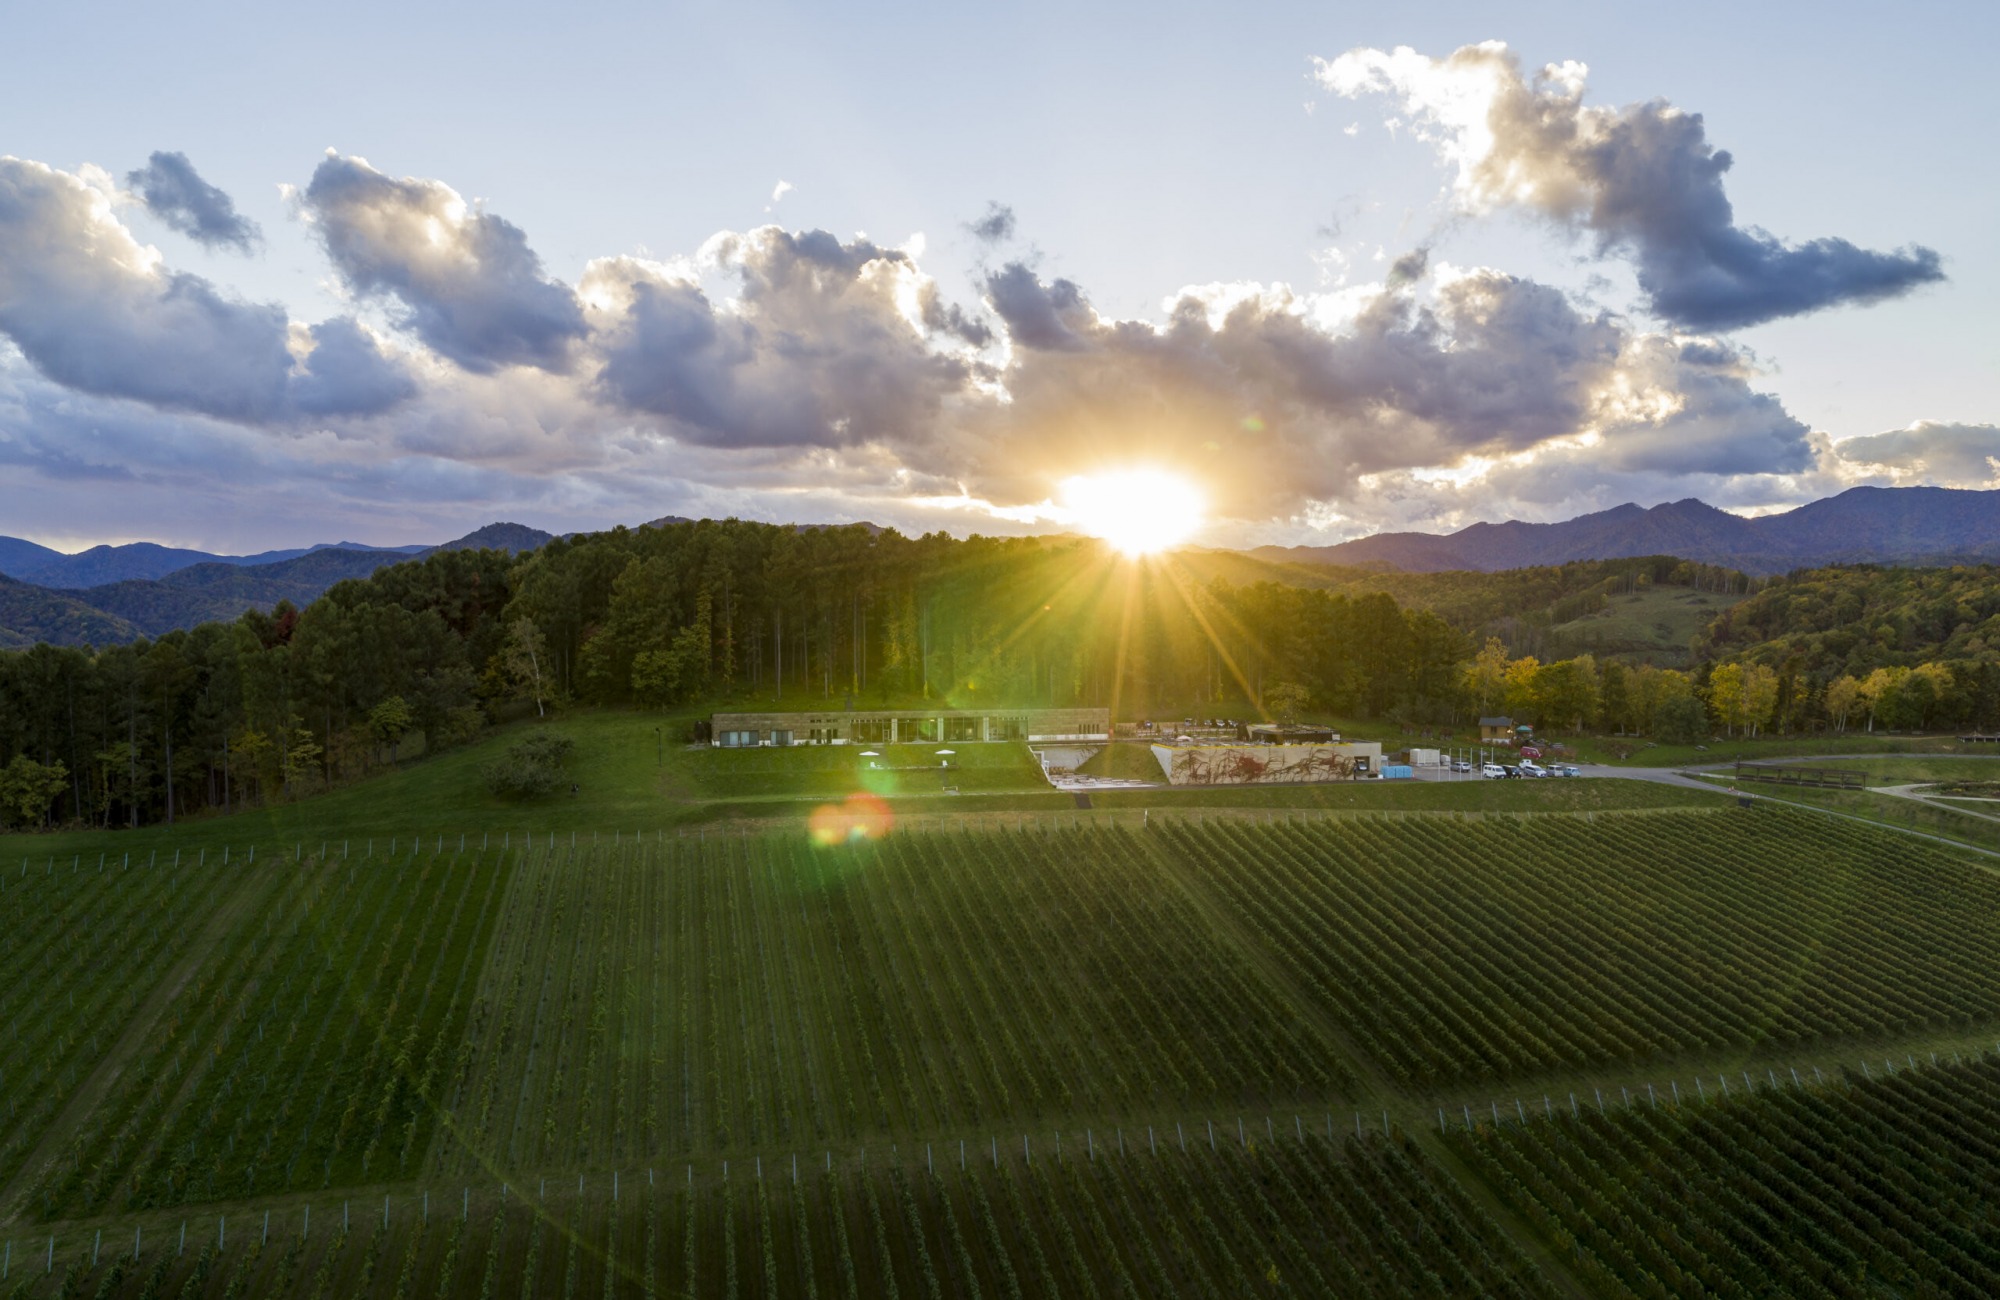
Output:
[
  {"xmin": 1059, "ymin": 468, "xmax": 1205, "ymax": 556},
  {"xmin": 808, "ymin": 791, "xmax": 894, "ymax": 846}
]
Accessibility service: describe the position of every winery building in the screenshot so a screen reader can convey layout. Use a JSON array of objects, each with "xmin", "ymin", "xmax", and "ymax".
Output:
[{"xmin": 709, "ymin": 706, "xmax": 1110, "ymax": 747}]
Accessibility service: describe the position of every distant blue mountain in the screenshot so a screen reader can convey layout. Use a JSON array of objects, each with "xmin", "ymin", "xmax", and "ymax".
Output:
[
  {"xmin": 1253, "ymin": 486, "xmax": 2000, "ymax": 576},
  {"xmin": 0, "ymin": 536, "xmax": 432, "ymax": 588},
  {"xmin": 0, "ymin": 535, "xmax": 65, "ymax": 579},
  {"xmin": 0, "ymin": 523, "xmax": 559, "ymax": 646}
]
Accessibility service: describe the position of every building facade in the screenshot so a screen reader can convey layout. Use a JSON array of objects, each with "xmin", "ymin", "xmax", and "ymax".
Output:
[
  {"xmin": 1147, "ymin": 740, "xmax": 1384, "ymax": 785},
  {"xmin": 710, "ymin": 706, "xmax": 1110, "ymax": 747}
]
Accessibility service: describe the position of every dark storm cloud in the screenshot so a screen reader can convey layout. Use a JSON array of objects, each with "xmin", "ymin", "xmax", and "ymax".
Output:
[
  {"xmin": 1834, "ymin": 421, "xmax": 2000, "ymax": 486},
  {"xmin": 126, "ymin": 151, "xmax": 262, "ymax": 252},
  {"xmin": 590, "ymin": 229, "xmax": 972, "ymax": 448},
  {"xmin": 1321, "ymin": 43, "xmax": 1945, "ymax": 329},
  {"xmin": 969, "ymin": 202, "xmax": 1016, "ymax": 244},
  {"xmin": 302, "ymin": 153, "xmax": 585, "ymax": 373}
]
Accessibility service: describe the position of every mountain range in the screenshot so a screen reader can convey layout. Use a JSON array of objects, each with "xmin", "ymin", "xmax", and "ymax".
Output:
[
  {"xmin": 5, "ymin": 486, "xmax": 1997, "ymax": 648},
  {"xmin": 1254, "ymin": 486, "xmax": 2000, "ymax": 575},
  {"xmin": 0, "ymin": 523, "xmax": 556, "ymax": 648}
]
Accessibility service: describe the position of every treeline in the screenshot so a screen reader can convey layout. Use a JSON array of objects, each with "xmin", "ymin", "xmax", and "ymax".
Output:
[
  {"xmin": 0, "ymin": 521, "xmax": 1467, "ymax": 830},
  {"xmin": 12, "ymin": 527, "xmax": 2000, "ymax": 832},
  {"xmin": 1462, "ymin": 640, "xmax": 1709, "ymax": 742},
  {"xmin": 0, "ymin": 548, "xmax": 513, "ymax": 831},
  {"xmin": 1697, "ymin": 565, "xmax": 2000, "ymax": 733}
]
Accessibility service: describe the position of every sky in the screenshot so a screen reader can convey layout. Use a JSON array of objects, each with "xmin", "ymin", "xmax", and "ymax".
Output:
[{"xmin": 0, "ymin": 0, "xmax": 1994, "ymax": 554}]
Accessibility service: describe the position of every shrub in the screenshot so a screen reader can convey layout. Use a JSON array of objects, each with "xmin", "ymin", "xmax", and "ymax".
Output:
[{"xmin": 483, "ymin": 731, "xmax": 576, "ymax": 799}]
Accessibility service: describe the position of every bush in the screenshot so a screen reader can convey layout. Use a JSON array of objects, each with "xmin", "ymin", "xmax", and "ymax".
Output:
[
  {"xmin": 1653, "ymin": 695, "xmax": 1708, "ymax": 745},
  {"xmin": 482, "ymin": 731, "xmax": 576, "ymax": 800}
]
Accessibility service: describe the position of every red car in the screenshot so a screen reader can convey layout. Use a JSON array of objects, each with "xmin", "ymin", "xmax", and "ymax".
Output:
[{"xmin": 1519, "ymin": 746, "xmax": 1541, "ymax": 759}]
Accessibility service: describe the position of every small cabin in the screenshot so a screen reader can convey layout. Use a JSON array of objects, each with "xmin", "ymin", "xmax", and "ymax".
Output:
[{"xmin": 1478, "ymin": 716, "xmax": 1515, "ymax": 742}]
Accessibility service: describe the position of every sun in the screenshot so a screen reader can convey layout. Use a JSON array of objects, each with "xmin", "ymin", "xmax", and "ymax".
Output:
[{"xmin": 1059, "ymin": 468, "xmax": 1206, "ymax": 556}]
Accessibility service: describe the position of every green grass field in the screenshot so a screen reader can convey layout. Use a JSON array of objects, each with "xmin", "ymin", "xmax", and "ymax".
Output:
[
  {"xmin": 1574, "ymin": 730, "xmax": 1975, "ymax": 767},
  {"xmin": 1544, "ymin": 583, "xmax": 1748, "ymax": 666},
  {"xmin": 8, "ymin": 711, "xmax": 2000, "ymax": 1297}
]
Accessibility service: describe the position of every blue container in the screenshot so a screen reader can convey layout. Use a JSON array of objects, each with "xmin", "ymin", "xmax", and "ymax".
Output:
[{"xmin": 1380, "ymin": 764, "xmax": 1415, "ymax": 780}]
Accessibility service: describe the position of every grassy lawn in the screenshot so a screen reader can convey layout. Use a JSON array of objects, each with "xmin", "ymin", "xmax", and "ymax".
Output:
[
  {"xmin": 3, "ymin": 708, "xmax": 1724, "ymax": 865},
  {"xmin": 1799, "ymin": 755, "xmax": 2000, "ymax": 786},
  {"xmin": 1545, "ymin": 582, "xmax": 1748, "ymax": 666},
  {"xmin": 1574, "ymin": 731, "xmax": 1973, "ymax": 767},
  {"xmin": 1075, "ymin": 741, "xmax": 1168, "ymax": 781}
]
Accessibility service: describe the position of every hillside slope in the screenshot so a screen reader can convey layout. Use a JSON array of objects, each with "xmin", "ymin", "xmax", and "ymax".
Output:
[{"xmin": 0, "ymin": 573, "xmax": 142, "ymax": 647}]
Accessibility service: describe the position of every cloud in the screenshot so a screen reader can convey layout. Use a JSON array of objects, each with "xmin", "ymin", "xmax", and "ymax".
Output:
[
  {"xmin": 126, "ymin": 151, "xmax": 262, "ymax": 252},
  {"xmin": 771, "ymin": 180, "xmax": 793, "ymax": 203},
  {"xmin": 0, "ymin": 145, "xmax": 1913, "ymax": 550},
  {"xmin": 983, "ymin": 262, "xmax": 1091, "ymax": 350},
  {"xmin": 0, "ymin": 156, "xmax": 294, "ymax": 421},
  {"xmin": 0, "ymin": 157, "xmax": 420, "ymax": 426},
  {"xmin": 945, "ymin": 260, "xmax": 1818, "ymax": 522},
  {"xmin": 1318, "ymin": 43, "xmax": 1945, "ymax": 329},
  {"xmin": 1831, "ymin": 421, "xmax": 2000, "ymax": 487},
  {"xmin": 969, "ymin": 202, "xmax": 1016, "ymax": 244},
  {"xmin": 590, "ymin": 228, "xmax": 974, "ymax": 448},
  {"xmin": 289, "ymin": 317, "xmax": 419, "ymax": 417},
  {"xmin": 302, "ymin": 153, "xmax": 586, "ymax": 373}
]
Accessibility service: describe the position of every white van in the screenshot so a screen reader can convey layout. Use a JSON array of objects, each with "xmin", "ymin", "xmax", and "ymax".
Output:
[{"xmin": 1480, "ymin": 763, "xmax": 1507, "ymax": 779}]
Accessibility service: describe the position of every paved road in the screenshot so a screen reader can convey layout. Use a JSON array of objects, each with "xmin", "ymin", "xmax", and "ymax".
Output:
[{"xmin": 1575, "ymin": 761, "xmax": 2000, "ymax": 861}]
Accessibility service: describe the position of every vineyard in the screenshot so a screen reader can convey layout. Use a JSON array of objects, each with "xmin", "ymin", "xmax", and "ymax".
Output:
[
  {"xmin": 7, "ymin": 1130, "xmax": 1548, "ymax": 1299},
  {"xmin": 1449, "ymin": 1053, "xmax": 2000, "ymax": 1296},
  {"xmin": 1157, "ymin": 811, "xmax": 2000, "ymax": 1089},
  {"xmin": 3, "ymin": 804, "xmax": 2000, "ymax": 1295}
]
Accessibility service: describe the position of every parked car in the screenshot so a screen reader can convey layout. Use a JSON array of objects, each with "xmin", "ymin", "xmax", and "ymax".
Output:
[
  {"xmin": 1481, "ymin": 763, "xmax": 1507, "ymax": 778},
  {"xmin": 1556, "ymin": 764, "xmax": 1582, "ymax": 778},
  {"xmin": 1517, "ymin": 761, "xmax": 1547, "ymax": 777},
  {"xmin": 1520, "ymin": 746, "xmax": 1542, "ymax": 759},
  {"xmin": 1500, "ymin": 764, "xmax": 1522, "ymax": 779},
  {"xmin": 1451, "ymin": 760, "xmax": 1472, "ymax": 773}
]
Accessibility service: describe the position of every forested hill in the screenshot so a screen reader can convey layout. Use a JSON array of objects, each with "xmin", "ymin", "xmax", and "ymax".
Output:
[
  {"xmin": 1259, "ymin": 485, "xmax": 2000, "ymax": 574},
  {"xmin": 1697, "ymin": 564, "xmax": 2000, "ymax": 679},
  {"xmin": 0, "ymin": 522, "xmax": 1464, "ymax": 831},
  {"xmin": 0, "ymin": 573, "xmax": 140, "ymax": 649},
  {"xmin": 0, "ymin": 523, "xmax": 557, "ymax": 646}
]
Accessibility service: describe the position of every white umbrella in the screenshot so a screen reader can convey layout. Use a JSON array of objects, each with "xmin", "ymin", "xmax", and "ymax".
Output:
[
  {"xmin": 935, "ymin": 749, "xmax": 955, "ymax": 756},
  {"xmin": 858, "ymin": 750, "xmax": 880, "ymax": 757}
]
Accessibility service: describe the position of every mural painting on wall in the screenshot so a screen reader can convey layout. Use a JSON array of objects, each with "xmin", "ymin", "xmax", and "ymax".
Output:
[{"xmin": 1164, "ymin": 745, "xmax": 1359, "ymax": 786}]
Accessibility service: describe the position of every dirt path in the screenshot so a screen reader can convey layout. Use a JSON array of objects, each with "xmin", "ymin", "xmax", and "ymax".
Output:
[{"xmin": 0, "ymin": 865, "xmax": 282, "ymax": 1227}]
